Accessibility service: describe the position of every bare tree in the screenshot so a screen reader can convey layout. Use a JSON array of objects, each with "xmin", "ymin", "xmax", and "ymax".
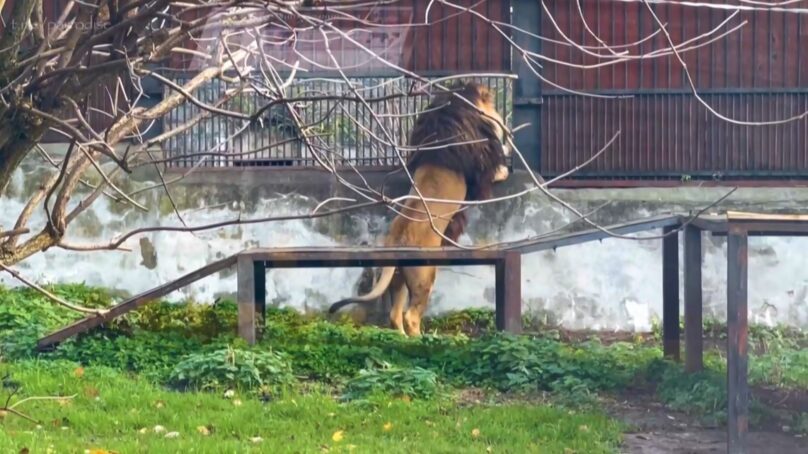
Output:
[{"xmin": 0, "ymin": 0, "xmax": 805, "ymax": 310}]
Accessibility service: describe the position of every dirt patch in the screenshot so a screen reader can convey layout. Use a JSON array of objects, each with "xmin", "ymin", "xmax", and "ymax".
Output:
[
  {"xmin": 753, "ymin": 385, "xmax": 808, "ymax": 414},
  {"xmin": 604, "ymin": 389, "xmax": 807, "ymax": 454}
]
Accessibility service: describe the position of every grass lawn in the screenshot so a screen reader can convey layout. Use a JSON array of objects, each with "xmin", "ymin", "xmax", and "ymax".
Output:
[
  {"xmin": 0, "ymin": 284, "xmax": 805, "ymax": 453},
  {"xmin": 0, "ymin": 361, "xmax": 622, "ymax": 453}
]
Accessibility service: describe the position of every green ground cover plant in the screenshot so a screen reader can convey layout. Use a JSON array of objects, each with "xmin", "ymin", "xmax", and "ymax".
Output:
[{"xmin": 0, "ymin": 284, "xmax": 805, "ymax": 452}]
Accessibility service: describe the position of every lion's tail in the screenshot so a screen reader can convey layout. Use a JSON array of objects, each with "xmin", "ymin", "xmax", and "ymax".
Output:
[{"xmin": 328, "ymin": 266, "xmax": 396, "ymax": 314}]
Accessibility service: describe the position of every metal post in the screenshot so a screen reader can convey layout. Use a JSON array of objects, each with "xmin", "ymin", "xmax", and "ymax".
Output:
[
  {"xmin": 495, "ymin": 251, "xmax": 523, "ymax": 333},
  {"xmin": 684, "ymin": 225, "xmax": 704, "ymax": 372},
  {"xmin": 254, "ymin": 260, "xmax": 267, "ymax": 325},
  {"xmin": 510, "ymin": 0, "xmax": 542, "ymax": 171},
  {"xmin": 662, "ymin": 226, "xmax": 680, "ymax": 361},
  {"xmin": 237, "ymin": 256, "xmax": 257, "ymax": 345},
  {"xmin": 727, "ymin": 226, "xmax": 749, "ymax": 453}
]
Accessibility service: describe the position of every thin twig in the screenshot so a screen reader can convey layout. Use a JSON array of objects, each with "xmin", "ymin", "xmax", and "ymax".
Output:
[{"xmin": 0, "ymin": 264, "xmax": 107, "ymax": 315}]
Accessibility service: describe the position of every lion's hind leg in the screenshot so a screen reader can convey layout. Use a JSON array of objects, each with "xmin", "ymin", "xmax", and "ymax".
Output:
[
  {"xmin": 402, "ymin": 266, "xmax": 437, "ymax": 336},
  {"xmin": 388, "ymin": 272, "xmax": 408, "ymax": 335}
]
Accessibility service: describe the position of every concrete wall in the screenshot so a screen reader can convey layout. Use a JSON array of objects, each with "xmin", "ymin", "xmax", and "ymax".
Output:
[{"xmin": 2, "ymin": 151, "xmax": 808, "ymax": 331}]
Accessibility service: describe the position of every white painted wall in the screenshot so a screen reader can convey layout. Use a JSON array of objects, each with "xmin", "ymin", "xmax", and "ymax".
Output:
[{"xmin": 3, "ymin": 162, "xmax": 807, "ymax": 331}]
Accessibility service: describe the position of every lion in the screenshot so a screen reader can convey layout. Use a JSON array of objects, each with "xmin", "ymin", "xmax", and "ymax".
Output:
[{"xmin": 328, "ymin": 81, "xmax": 512, "ymax": 336}]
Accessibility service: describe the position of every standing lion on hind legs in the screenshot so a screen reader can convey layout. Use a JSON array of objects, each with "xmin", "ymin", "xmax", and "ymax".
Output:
[{"xmin": 328, "ymin": 81, "xmax": 513, "ymax": 336}]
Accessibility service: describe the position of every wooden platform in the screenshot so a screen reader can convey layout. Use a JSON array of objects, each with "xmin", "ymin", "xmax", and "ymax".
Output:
[{"xmin": 34, "ymin": 211, "xmax": 808, "ymax": 454}]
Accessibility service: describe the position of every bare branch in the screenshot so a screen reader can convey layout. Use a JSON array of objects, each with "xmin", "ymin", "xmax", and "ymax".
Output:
[{"xmin": 0, "ymin": 263, "xmax": 107, "ymax": 315}]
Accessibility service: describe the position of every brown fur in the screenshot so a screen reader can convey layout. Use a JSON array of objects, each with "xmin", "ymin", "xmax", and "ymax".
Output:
[{"xmin": 328, "ymin": 81, "xmax": 511, "ymax": 336}]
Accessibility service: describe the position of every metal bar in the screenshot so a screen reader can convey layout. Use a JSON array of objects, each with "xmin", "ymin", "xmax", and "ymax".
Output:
[
  {"xmin": 495, "ymin": 251, "xmax": 522, "ymax": 333},
  {"xmin": 259, "ymin": 257, "xmax": 502, "ymax": 268},
  {"xmin": 540, "ymin": 87, "xmax": 808, "ymax": 96},
  {"xmin": 684, "ymin": 225, "xmax": 704, "ymax": 373},
  {"xmin": 510, "ymin": 0, "xmax": 542, "ymax": 171},
  {"xmin": 245, "ymin": 247, "xmax": 505, "ymax": 264},
  {"xmin": 695, "ymin": 220, "xmax": 808, "ymax": 236},
  {"xmin": 504, "ymin": 215, "xmax": 683, "ymax": 254},
  {"xmin": 254, "ymin": 260, "xmax": 267, "ymax": 325},
  {"xmin": 37, "ymin": 255, "xmax": 238, "ymax": 350},
  {"xmin": 662, "ymin": 225, "xmax": 680, "ymax": 361},
  {"xmin": 238, "ymin": 256, "xmax": 258, "ymax": 345},
  {"xmin": 538, "ymin": 169, "xmax": 808, "ymax": 180},
  {"xmin": 726, "ymin": 226, "xmax": 749, "ymax": 453}
]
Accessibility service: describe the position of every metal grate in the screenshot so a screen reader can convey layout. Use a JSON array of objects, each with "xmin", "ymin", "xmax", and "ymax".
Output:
[
  {"xmin": 162, "ymin": 76, "xmax": 513, "ymax": 169},
  {"xmin": 541, "ymin": 92, "xmax": 808, "ymax": 179}
]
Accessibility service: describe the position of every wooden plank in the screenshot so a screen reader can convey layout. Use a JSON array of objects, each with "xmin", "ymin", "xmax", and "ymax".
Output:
[
  {"xmin": 662, "ymin": 225, "xmax": 680, "ymax": 361},
  {"xmin": 694, "ymin": 213, "xmax": 808, "ymax": 236},
  {"xmin": 726, "ymin": 210, "xmax": 808, "ymax": 221},
  {"xmin": 495, "ymin": 251, "xmax": 522, "ymax": 333},
  {"xmin": 37, "ymin": 255, "xmax": 238, "ymax": 350},
  {"xmin": 727, "ymin": 226, "xmax": 749, "ymax": 453},
  {"xmin": 237, "ymin": 256, "xmax": 258, "ymax": 345},
  {"xmin": 244, "ymin": 247, "xmax": 505, "ymax": 267},
  {"xmin": 684, "ymin": 225, "xmax": 704, "ymax": 373},
  {"xmin": 503, "ymin": 214, "xmax": 683, "ymax": 254}
]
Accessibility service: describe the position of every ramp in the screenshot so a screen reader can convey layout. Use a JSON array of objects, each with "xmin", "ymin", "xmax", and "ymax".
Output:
[{"xmin": 36, "ymin": 255, "xmax": 238, "ymax": 351}]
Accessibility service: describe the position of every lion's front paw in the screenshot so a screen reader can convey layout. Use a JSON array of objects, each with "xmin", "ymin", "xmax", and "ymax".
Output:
[{"xmin": 493, "ymin": 164, "xmax": 510, "ymax": 182}]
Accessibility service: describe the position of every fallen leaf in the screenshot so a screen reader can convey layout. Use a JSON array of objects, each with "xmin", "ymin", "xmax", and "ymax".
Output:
[
  {"xmin": 164, "ymin": 431, "xmax": 180, "ymax": 439},
  {"xmin": 471, "ymin": 428, "xmax": 481, "ymax": 438},
  {"xmin": 83, "ymin": 387, "xmax": 99, "ymax": 398},
  {"xmin": 19, "ymin": 449, "xmax": 29, "ymax": 454},
  {"xmin": 332, "ymin": 430, "xmax": 344, "ymax": 442},
  {"xmin": 383, "ymin": 422, "xmax": 393, "ymax": 432},
  {"xmin": 73, "ymin": 367, "xmax": 85, "ymax": 378},
  {"xmin": 0, "ymin": 410, "xmax": 6, "ymax": 420},
  {"xmin": 196, "ymin": 426, "xmax": 210, "ymax": 436}
]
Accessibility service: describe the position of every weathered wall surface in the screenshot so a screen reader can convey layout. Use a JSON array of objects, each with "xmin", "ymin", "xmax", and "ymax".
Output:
[{"xmin": 2, "ymin": 151, "xmax": 807, "ymax": 331}]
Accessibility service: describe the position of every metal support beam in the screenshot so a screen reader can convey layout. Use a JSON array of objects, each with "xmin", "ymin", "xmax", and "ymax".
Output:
[
  {"xmin": 727, "ymin": 227, "xmax": 749, "ymax": 453},
  {"xmin": 237, "ymin": 256, "xmax": 257, "ymax": 345},
  {"xmin": 684, "ymin": 225, "xmax": 704, "ymax": 372},
  {"xmin": 254, "ymin": 260, "xmax": 267, "ymax": 324},
  {"xmin": 662, "ymin": 226, "xmax": 680, "ymax": 361},
  {"xmin": 510, "ymin": 0, "xmax": 542, "ymax": 171},
  {"xmin": 495, "ymin": 251, "xmax": 522, "ymax": 333}
]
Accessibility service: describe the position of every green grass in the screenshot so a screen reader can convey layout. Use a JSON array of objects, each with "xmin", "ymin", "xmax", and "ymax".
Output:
[
  {"xmin": 0, "ymin": 361, "xmax": 623, "ymax": 454},
  {"xmin": 0, "ymin": 283, "xmax": 806, "ymax": 452}
]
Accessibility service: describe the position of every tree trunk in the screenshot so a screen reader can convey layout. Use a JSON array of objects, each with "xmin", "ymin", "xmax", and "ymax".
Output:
[{"xmin": 0, "ymin": 122, "xmax": 46, "ymax": 195}]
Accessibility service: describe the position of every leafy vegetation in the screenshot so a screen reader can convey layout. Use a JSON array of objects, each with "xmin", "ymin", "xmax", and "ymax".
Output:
[
  {"xmin": 168, "ymin": 347, "xmax": 296, "ymax": 392},
  {"xmin": 0, "ymin": 283, "xmax": 805, "ymax": 452}
]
